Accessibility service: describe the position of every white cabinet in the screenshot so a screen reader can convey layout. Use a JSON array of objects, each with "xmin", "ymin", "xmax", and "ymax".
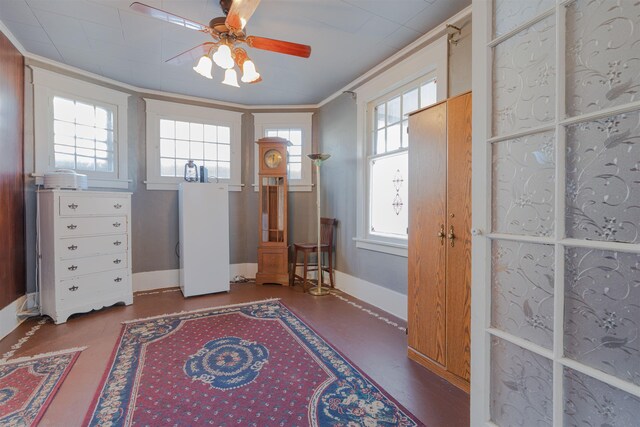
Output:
[
  {"xmin": 179, "ymin": 183, "xmax": 230, "ymax": 297},
  {"xmin": 38, "ymin": 190, "xmax": 133, "ymax": 324}
]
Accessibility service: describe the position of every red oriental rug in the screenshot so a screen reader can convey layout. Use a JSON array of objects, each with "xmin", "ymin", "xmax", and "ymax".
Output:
[
  {"xmin": 85, "ymin": 299, "xmax": 421, "ymax": 426},
  {"xmin": 0, "ymin": 347, "xmax": 84, "ymax": 426}
]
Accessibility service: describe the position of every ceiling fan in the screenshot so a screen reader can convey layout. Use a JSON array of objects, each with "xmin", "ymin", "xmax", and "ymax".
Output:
[{"xmin": 130, "ymin": 0, "xmax": 312, "ymax": 87}]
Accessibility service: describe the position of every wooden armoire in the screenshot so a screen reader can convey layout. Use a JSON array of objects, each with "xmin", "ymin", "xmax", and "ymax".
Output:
[{"xmin": 407, "ymin": 91, "xmax": 472, "ymax": 392}]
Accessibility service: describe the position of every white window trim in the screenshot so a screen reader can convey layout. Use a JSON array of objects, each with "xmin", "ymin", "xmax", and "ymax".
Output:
[
  {"xmin": 32, "ymin": 67, "xmax": 130, "ymax": 189},
  {"xmin": 252, "ymin": 112, "xmax": 313, "ymax": 192},
  {"xmin": 354, "ymin": 35, "xmax": 448, "ymax": 257},
  {"xmin": 144, "ymin": 98, "xmax": 243, "ymax": 191}
]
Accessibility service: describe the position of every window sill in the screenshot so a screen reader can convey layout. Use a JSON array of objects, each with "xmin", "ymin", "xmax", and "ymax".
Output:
[
  {"xmin": 353, "ymin": 237, "xmax": 408, "ymax": 257},
  {"xmin": 33, "ymin": 174, "xmax": 130, "ymax": 189},
  {"xmin": 144, "ymin": 181, "xmax": 243, "ymax": 191}
]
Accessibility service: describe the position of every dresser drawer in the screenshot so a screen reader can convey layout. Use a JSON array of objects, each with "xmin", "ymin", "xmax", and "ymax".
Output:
[
  {"xmin": 58, "ymin": 234, "xmax": 128, "ymax": 259},
  {"xmin": 59, "ymin": 252, "xmax": 128, "ymax": 278},
  {"xmin": 59, "ymin": 195, "xmax": 129, "ymax": 216},
  {"xmin": 58, "ymin": 216, "xmax": 127, "ymax": 237},
  {"xmin": 58, "ymin": 269, "xmax": 130, "ymax": 304}
]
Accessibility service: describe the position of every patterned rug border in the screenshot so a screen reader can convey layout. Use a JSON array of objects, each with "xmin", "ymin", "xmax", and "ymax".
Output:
[
  {"xmin": 0, "ymin": 346, "xmax": 87, "ymax": 366},
  {"xmin": 121, "ymin": 298, "xmax": 281, "ymax": 324}
]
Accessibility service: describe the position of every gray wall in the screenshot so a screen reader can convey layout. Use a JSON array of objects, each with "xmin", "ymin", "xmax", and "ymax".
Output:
[{"xmin": 316, "ymin": 22, "xmax": 473, "ymax": 295}]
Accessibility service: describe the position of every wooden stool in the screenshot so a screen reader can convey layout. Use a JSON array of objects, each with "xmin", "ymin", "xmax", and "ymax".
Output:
[{"xmin": 290, "ymin": 218, "xmax": 337, "ymax": 291}]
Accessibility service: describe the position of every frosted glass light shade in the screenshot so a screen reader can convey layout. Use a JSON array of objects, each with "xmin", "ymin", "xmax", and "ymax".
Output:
[
  {"xmin": 212, "ymin": 44, "xmax": 234, "ymax": 69},
  {"xmin": 222, "ymin": 68, "xmax": 240, "ymax": 87},
  {"xmin": 241, "ymin": 60, "xmax": 260, "ymax": 83},
  {"xmin": 193, "ymin": 56, "xmax": 213, "ymax": 79}
]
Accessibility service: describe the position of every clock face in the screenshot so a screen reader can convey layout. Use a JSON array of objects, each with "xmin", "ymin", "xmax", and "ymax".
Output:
[{"xmin": 264, "ymin": 149, "xmax": 283, "ymax": 169}]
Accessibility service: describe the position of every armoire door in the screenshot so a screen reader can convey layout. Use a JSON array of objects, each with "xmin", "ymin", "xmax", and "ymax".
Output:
[
  {"xmin": 408, "ymin": 101, "xmax": 447, "ymax": 365},
  {"xmin": 445, "ymin": 92, "xmax": 472, "ymax": 381}
]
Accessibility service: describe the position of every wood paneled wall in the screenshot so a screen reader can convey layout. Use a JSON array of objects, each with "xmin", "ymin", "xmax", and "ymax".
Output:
[{"xmin": 0, "ymin": 31, "xmax": 25, "ymax": 309}]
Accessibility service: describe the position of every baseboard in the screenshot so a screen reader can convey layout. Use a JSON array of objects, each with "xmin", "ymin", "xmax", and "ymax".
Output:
[
  {"xmin": 132, "ymin": 264, "xmax": 259, "ymax": 292},
  {"xmin": 0, "ymin": 295, "xmax": 29, "ymax": 341},
  {"xmin": 333, "ymin": 270, "xmax": 407, "ymax": 321}
]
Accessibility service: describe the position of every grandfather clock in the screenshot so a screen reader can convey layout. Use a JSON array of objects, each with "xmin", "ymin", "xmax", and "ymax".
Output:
[{"xmin": 256, "ymin": 137, "xmax": 290, "ymax": 286}]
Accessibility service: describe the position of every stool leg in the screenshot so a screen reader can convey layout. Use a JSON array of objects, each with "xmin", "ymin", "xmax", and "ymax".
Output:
[
  {"xmin": 302, "ymin": 252, "xmax": 309, "ymax": 292},
  {"xmin": 328, "ymin": 249, "xmax": 335, "ymax": 288},
  {"xmin": 289, "ymin": 248, "xmax": 296, "ymax": 287}
]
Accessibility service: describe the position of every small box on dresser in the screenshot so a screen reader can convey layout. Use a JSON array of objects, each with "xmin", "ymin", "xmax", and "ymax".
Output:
[{"xmin": 38, "ymin": 190, "xmax": 133, "ymax": 324}]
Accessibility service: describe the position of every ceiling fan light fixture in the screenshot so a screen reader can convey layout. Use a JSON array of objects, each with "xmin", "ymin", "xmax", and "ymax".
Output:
[
  {"xmin": 212, "ymin": 44, "xmax": 235, "ymax": 69},
  {"xmin": 193, "ymin": 55, "xmax": 213, "ymax": 79},
  {"xmin": 241, "ymin": 59, "xmax": 260, "ymax": 83},
  {"xmin": 222, "ymin": 68, "xmax": 240, "ymax": 87}
]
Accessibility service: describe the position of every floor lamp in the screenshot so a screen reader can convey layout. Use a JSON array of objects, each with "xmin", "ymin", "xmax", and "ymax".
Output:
[{"xmin": 307, "ymin": 153, "xmax": 330, "ymax": 296}]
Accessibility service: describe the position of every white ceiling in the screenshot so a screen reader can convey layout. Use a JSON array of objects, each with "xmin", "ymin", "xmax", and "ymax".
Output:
[{"xmin": 0, "ymin": 0, "xmax": 470, "ymax": 105}]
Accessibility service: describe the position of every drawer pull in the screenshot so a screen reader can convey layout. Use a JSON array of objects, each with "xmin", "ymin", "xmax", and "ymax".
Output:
[
  {"xmin": 113, "ymin": 240, "xmax": 122, "ymax": 246},
  {"xmin": 68, "ymin": 244, "xmax": 78, "ymax": 251},
  {"xmin": 113, "ymin": 222, "xmax": 121, "ymax": 228},
  {"xmin": 114, "ymin": 203, "xmax": 122, "ymax": 209},
  {"xmin": 114, "ymin": 277, "xmax": 123, "ymax": 283},
  {"xmin": 68, "ymin": 203, "xmax": 78, "ymax": 210},
  {"xmin": 67, "ymin": 224, "xmax": 78, "ymax": 230},
  {"xmin": 68, "ymin": 285, "xmax": 79, "ymax": 292},
  {"xmin": 68, "ymin": 265, "xmax": 78, "ymax": 271},
  {"xmin": 113, "ymin": 259, "xmax": 122, "ymax": 264}
]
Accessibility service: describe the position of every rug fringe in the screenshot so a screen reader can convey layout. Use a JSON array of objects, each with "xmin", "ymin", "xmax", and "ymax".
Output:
[
  {"xmin": 121, "ymin": 298, "xmax": 282, "ymax": 324},
  {"xmin": 0, "ymin": 346, "xmax": 87, "ymax": 365}
]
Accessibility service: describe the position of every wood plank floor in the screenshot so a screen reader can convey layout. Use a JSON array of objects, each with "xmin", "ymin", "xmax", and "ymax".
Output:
[{"xmin": 0, "ymin": 283, "xmax": 469, "ymax": 426}]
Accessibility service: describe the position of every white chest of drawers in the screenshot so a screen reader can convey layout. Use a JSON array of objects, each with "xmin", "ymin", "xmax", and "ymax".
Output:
[{"xmin": 38, "ymin": 190, "xmax": 133, "ymax": 324}]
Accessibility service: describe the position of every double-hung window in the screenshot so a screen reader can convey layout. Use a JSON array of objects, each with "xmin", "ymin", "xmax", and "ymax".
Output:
[
  {"xmin": 145, "ymin": 99, "xmax": 242, "ymax": 190},
  {"xmin": 32, "ymin": 67, "xmax": 130, "ymax": 188},
  {"xmin": 253, "ymin": 113, "xmax": 313, "ymax": 191},
  {"xmin": 354, "ymin": 35, "xmax": 448, "ymax": 257}
]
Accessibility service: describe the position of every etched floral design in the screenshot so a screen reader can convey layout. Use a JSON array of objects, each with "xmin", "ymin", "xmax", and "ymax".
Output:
[
  {"xmin": 491, "ymin": 240, "xmax": 555, "ymax": 349},
  {"xmin": 492, "ymin": 132, "xmax": 555, "ymax": 236},
  {"xmin": 490, "ymin": 337, "xmax": 553, "ymax": 426},
  {"xmin": 566, "ymin": 0, "xmax": 640, "ymax": 116},
  {"xmin": 493, "ymin": 16, "xmax": 556, "ymax": 136},
  {"xmin": 493, "ymin": 0, "xmax": 555, "ymax": 37},
  {"xmin": 566, "ymin": 110, "xmax": 640, "ymax": 243},
  {"xmin": 564, "ymin": 247, "xmax": 640, "ymax": 385}
]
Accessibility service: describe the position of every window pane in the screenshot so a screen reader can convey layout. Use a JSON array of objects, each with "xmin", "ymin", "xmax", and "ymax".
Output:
[
  {"xmin": 386, "ymin": 123, "xmax": 401, "ymax": 151},
  {"xmin": 161, "ymin": 158, "xmax": 176, "ymax": 176},
  {"xmin": 289, "ymin": 155, "xmax": 301, "ymax": 165},
  {"xmin": 55, "ymin": 153, "xmax": 75, "ymax": 169},
  {"xmin": 76, "ymin": 138, "xmax": 94, "ymax": 149},
  {"xmin": 376, "ymin": 128, "xmax": 385, "ymax": 154},
  {"xmin": 218, "ymin": 144, "xmax": 231, "ymax": 161},
  {"xmin": 403, "ymin": 89, "xmax": 419, "ymax": 118},
  {"xmin": 96, "ymin": 150, "xmax": 110, "ymax": 160},
  {"xmin": 289, "ymin": 162, "xmax": 302, "ymax": 180},
  {"xmin": 190, "ymin": 141, "xmax": 204, "ymax": 159},
  {"xmin": 203, "ymin": 124, "xmax": 216, "ymax": 142},
  {"xmin": 387, "ymin": 96, "xmax": 401, "ymax": 125},
  {"xmin": 175, "ymin": 140, "xmax": 190, "ymax": 158},
  {"xmin": 76, "ymin": 102, "xmax": 95, "ymax": 126},
  {"xmin": 95, "ymin": 128, "xmax": 108, "ymax": 142},
  {"xmin": 96, "ymin": 107, "xmax": 112, "ymax": 130},
  {"xmin": 218, "ymin": 126, "xmax": 230, "ymax": 143},
  {"xmin": 266, "ymin": 129, "xmax": 278, "ymax": 137},
  {"xmin": 370, "ymin": 151, "xmax": 408, "ymax": 237},
  {"xmin": 420, "ymin": 80, "xmax": 437, "ymax": 108},
  {"xmin": 288, "ymin": 145, "xmax": 302, "ymax": 156},
  {"xmin": 53, "ymin": 97, "xmax": 75, "ymax": 122},
  {"xmin": 76, "ymin": 147, "xmax": 95, "ymax": 157},
  {"xmin": 204, "ymin": 143, "xmax": 217, "ymax": 160},
  {"xmin": 160, "ymin": 139, "xmax": 175, "ymax": 157},
  {"xmin": 160, "ymin": 119, "xmax": 175, "ymax": 138},
  {"xmin": 190, "ymin": 122, "xmax": 203, "ymax": 141},
  {"xmin": 176, "ymin": 121, "xmax": 189, "ymax": 139},
  {"xmin": 204, "ymin": 161, "xmax": 217, "ymax": 177},
  {"xmin": 289, "ymin": 130, "xmax": 302, "ymax": 146},
  {"xmin": 76, "ymin": 156, "xmax": 96, "ymax": 171},
  {"xmin": 376, "ymin": 104, "xmax": 385, "ymax": 129},
  {"xmin": 277, "ymin": 129, "xmax": 290, "ymax": 140},
  {"xmin": 54, "ymin": 120, "xmax": 76, "ymax": 136},
  {"xmin": 218, "ymin": 161, "xmax": 230, "ymax": 179},
  {"xmin": 55, "ymin": 144, "xmax": 75, "ymax": 154},
  {"xmin": 76, "ymin": 124, "xmax": 95, "ymax": 140},
  {"xmin": 96, "ymin": 159, "xmax": 110, "ymax": 172},
  {"xmin": 55, "ymin": 134, "xmax": 75, "ymax": 147}
]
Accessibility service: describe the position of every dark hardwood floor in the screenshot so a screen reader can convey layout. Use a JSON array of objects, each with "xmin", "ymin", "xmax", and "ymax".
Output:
[{"xmin": 0, "ymin": 283, "xmax": 470, "ymax": 426}]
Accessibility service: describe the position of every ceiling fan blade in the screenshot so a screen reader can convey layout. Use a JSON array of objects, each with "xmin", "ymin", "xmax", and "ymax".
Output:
[
  {"xmin": 166, "ymin": 43, "xmax": 217, "ymax": 65},
  {"xmin": 130, "ymin": 2, "xmax": 210, "ymax": 32},
  {"xmin": 225, "ymin": 0, "xmax": 261, "ymax": 34},
  {"xmin": 246, "ymin": 36, "xmax": 311, "ymax": 58}
]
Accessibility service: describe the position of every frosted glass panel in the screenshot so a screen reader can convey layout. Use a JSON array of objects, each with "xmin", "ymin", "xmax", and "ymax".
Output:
[
  {"xmin": 493, "ymin": 16, "xmax": 556, "ymax": 136},
  {"xmin": 564, "ymin": 247, "xmax": 640, "ymax": 385},
  {"xmin": 490, "ymin": 337, "xmax": 553, "ymax": 426},
  {"xmin": 370, "ymin": 152, "xmax": 408, "ymax": 238},
  {"xmin": 493, "ymin": 0, "xmax": 555, "ymax": 37},
  {"xmin": 492, "ymin": 132, "xmax": 555, "ymax": 236},
  {"xmin": 491, "ymin": 241, "xmax": 554, "ymax": 349},
  {"xmin": 566, "ymin": 110, "xmax": 640, "ymax": 243},
  {"xmin": 564, "ymin": 368, "xmax": 640, "ymax": 426},
  {"xmin": 566, "ymin": 0, "xmax": 640, "ymax": 116}
]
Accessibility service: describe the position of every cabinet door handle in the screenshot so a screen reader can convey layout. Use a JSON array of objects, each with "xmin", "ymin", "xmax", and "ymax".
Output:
[
  {"xmin": 448, "ymin": 225, "xmax": 456, "ymax": 247},
  {"xmin": 67, "ymin": 224, "xmax": 77, "ymax": 230},
  {"xmin": 68, "ymin": 203, "xmax": 78, "ymax": 210},
  {"xmin": 68, "ymin": 285, "xmax": 78, "ymax": 291},
  {"xmin": 68, "ymin": 265, "xmax": 78, "ymax": 271},
  {"xmin": 437, "ymin": 224, "xmax": 446, "ymax": 245},
  {"xmin": 113, "ymin": 222, "xmax": 121, "ymax": 228},
  {"xmin": 113, "ymin": 259, "xmax": 122, "ymax": 264},
  {"xmin": 114, "ymin": 203, "xmax": 122, "ymax": 209},
  {"xmin": 114, "ymin": 277, "xmax": 123, "ymax": 282},
  {"xmin": 68, "ymin": 244, "xmax": 78, "ymax": 251},
  {"xmin": 113, "ymin": 240, "xmax": 122, "ymax": 246}
]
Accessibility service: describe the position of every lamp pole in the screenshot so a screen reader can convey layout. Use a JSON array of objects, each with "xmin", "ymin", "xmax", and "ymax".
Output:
[{"xmin": 307, "ymin": 153, "xmax": 330, "ymax": 296}]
